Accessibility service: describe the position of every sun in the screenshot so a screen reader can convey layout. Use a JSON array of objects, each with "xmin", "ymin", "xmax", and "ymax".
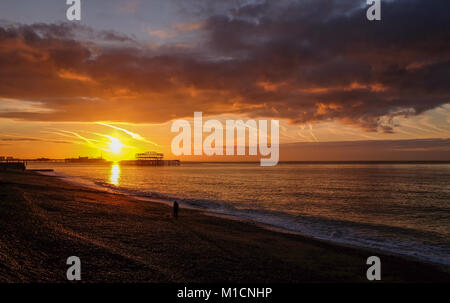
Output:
[{"xmin": 108, "ymin": 137, "xmax": 123, "ymax": 154}]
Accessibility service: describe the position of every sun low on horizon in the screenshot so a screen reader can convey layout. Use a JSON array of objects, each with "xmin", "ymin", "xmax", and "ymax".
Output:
[
  {"xmin": 108, "ymin": 137, "xmax": 123, "ymax": 155},
  {"xmin": 80, "ymin": 123, "xmax": 164, "ymax": 161}
]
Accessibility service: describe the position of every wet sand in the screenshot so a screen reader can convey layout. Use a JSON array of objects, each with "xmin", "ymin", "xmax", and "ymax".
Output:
[{"xmin": 0, "ymin": 170, "xmax": 448, "ymax": 282}]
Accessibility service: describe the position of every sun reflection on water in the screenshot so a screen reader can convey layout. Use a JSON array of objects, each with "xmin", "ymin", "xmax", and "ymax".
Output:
[{"xmin": 110, "ymin": 163, "xmax": 121, "ymax": 186}]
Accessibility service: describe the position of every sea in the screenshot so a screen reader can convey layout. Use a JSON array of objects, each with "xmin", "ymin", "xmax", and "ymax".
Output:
[{"xmin": 28, "ymin": 162, "xmax": 450, "ymax": 266}]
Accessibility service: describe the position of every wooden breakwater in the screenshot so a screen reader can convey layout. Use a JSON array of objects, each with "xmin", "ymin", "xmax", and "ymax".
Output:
[{"xmin": 120, "ymin": 160, "xmax": 180, "ymax": 166}]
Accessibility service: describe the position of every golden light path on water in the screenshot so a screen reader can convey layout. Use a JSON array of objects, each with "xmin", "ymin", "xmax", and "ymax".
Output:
[{"xmin": 110, "ymin": 163, "xmax": 121, "ymax": 186}]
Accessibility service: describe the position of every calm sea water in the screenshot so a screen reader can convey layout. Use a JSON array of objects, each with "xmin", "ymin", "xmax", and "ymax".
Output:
[{"xmin": 29, "ymin": 162, "xmax": 450, "ymax": 265}]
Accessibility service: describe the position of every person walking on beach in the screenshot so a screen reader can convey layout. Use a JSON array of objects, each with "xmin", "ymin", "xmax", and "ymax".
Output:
[{"xmin": 173, "ymin": 201, "xmax": 179, "ymax": 219}]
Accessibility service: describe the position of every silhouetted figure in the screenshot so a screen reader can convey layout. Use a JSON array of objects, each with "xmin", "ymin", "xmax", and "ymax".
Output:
[{"xmin": 173, "ymin": 201, "xmax": 179, "ymax": 219}]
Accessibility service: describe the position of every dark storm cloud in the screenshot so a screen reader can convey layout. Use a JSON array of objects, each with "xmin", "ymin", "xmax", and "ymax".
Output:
[{"xmin": 0, "ymin": 0, "xmax": 449, "ymax": 132}]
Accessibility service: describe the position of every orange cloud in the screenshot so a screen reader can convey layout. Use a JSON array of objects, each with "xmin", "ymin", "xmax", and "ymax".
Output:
[
  {"xmin": 58, "ymin": 70, "xmax": 94, "ymax": 83},
  {"xmin": 0, "ymin": 1, "xmax": 449, "ymax": 135}
]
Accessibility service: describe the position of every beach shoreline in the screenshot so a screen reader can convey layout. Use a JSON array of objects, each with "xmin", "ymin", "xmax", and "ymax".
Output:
[{"xmin": 0, "ymin": 169, "xmax": 448, "ymax": 283}]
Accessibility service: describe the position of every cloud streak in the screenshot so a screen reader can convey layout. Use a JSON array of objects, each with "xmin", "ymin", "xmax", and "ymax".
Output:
[
  {"xmin": 97, "ymin": 122, "xmax": 159, "ymax": 146},
  {"xmin": 0, "ymin": 133, "xmax": 71, "ymax": 144}
]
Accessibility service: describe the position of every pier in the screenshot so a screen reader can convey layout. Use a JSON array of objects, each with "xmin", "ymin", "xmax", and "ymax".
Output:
[
  {"xmin": 120, "ymin": 159, "xmax": 180, "ymax": 166},
  {"xmin": 120, "ymin": 152, "xmax": 180, "ymax": 166}
]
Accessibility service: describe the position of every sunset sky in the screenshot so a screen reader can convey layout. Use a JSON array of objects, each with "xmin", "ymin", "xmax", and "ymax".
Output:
[{"xmin": 0, "ymin": 0, "xmax": 449, "ymax": 161}]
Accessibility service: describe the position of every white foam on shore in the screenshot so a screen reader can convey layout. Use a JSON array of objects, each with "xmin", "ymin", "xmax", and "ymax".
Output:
[{"xmin": 45, "ymin": 170, "xmax": 450, "ymax": 267}]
